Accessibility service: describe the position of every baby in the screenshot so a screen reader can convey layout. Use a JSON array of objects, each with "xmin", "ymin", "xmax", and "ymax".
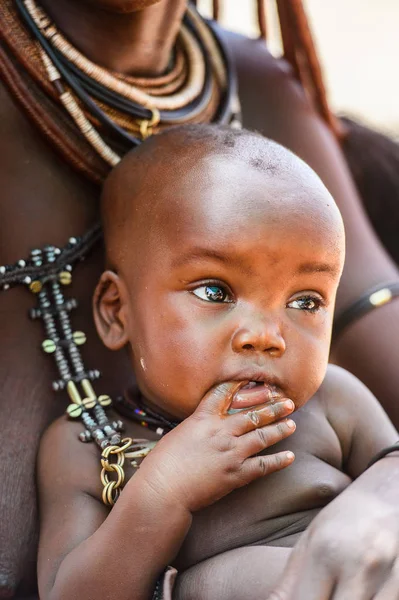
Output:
[{"xmin": 37, "ymin": 125, "xmax": 398, "ymax": 600}]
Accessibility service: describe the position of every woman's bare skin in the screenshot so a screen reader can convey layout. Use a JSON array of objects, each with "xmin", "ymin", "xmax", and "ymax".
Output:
[{"xmin": 1, "ymin": 1, "xmax": 399, "ymax": 597}]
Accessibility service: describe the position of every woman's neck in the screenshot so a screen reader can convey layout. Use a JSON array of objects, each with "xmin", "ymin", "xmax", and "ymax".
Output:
[{"xmin": 38, "ymin": 0, "xmax": 188, "ymax": 75}]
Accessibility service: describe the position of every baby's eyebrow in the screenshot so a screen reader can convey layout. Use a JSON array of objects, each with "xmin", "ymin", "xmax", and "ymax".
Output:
[
  {"xmin": 296, "ymin": 262, "xmax": 339, "ymax": 277},
  {"xmin": 172, "ymin": 248, "xmax": 252, "ymax": 273}
]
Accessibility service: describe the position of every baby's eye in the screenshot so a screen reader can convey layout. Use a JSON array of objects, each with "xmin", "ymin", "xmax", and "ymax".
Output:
[
  {"xmin": 287, "ymin": 296, "xmax": 322, "ymax": 312},
  {"xmin": 192, "ymin": 285, "xmax": 232, "ymax": 303}
]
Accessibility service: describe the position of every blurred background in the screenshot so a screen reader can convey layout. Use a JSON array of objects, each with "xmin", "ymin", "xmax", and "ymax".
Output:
[{"xmin": 197, "ymin": 1, "xmax": 399, "ymax": 136}]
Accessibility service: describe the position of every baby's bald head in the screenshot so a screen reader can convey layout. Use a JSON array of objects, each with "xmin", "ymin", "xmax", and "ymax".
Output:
[
  {"xmin": 101, "ymin": 124, "xmax": 344, "ymax": 276},
  {"xmin": 96, "ymin": 126, "xmax": 345, "ymax": 416}
]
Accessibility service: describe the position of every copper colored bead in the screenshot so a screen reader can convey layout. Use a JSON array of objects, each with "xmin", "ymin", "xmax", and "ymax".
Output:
[{"xmin": 30, "ymin": 280, "xmax": 42, "ymax": 293}]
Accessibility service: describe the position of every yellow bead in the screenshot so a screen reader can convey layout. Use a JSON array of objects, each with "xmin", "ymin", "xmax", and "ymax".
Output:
[
  {"xmin": 29, "ymin": 280, "xmax": 42, "ymax": 293},
  {"xmin": 42, "ymin": 339, "xmax": 56, "ymax": 353},
  {"xmin": 98, "ymin": 394, "xmax": 112, "ymax": 407},
  {"xmin": 82, "ymin": 397, "xmax": 96, "ymax": 410},
  {"xmin": 66, "ymin": 403, "xmax": 83, "ymax": 419},
  {"xmin": 67, "ymin": 381, "xmax": 82, "ymax": 405},
  {"xmin": 73, "ymin": 331, "xmax": 86, "ymax": 346},
  {"xmin": 59, "ymin": 271, "xmax": 72, "ymax": 285}
]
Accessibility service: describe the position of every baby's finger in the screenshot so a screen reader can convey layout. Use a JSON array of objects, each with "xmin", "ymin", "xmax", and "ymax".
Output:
[
  {"xmin": 226, "ymin": 400, "xmax": 295, "ymax": 435},
  {"xmin": 238, "ymin": 419, "xmax": 296, "ymax": 457},
  {"xmin": 196, "ymin": 381, "xmax": 247, "ymax": 416},
  {"xmin": 240, "ymin": 451, "xmax": 295, "ymax": 485}
]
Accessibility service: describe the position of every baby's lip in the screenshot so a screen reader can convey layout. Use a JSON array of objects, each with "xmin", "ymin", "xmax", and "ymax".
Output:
[{"xmin": 229, "ymin": 381, "xmax": 284, "ymax": 410}]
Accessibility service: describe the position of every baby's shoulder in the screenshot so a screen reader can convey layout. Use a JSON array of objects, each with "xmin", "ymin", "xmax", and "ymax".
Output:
[
  {"xmin": 314, "ymin": 366, "xmax": 398, "ymax": 477},
  {"xmin": 317, "ymin": 364, "xmax": 374, "ymax": 426},
  {"xmin": 38, "ymin": 414, "xmax": 101, "ymax": 499},
  {"xmin": 314, "ymin": 365, "xmax": 393, "ymax": 464},
  {"xmin": 318, "ymin": 364, "xmax": 365, "ymax": 407}
]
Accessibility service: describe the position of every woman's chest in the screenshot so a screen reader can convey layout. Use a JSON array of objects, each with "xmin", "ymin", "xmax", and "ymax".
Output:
[{"xmin": 0, "ymin": 84, "xmax": 99, "ymax": 260}]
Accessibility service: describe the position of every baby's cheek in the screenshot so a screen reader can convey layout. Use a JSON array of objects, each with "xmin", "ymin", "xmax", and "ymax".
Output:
[
  {"xmin": 291, "ymin": 338, "xmax": 329, "ymax": 406},
  {"xmin": 134, "ymin": 339, "xmax": 198, "ymax": 397}
]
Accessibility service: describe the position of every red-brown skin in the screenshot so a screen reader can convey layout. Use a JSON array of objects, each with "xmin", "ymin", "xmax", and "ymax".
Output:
[
  {"xmin": 98, "ymin": 142, "xmax": 343, "ymax": 420},
  {"xmin": 36, "ymin": 137, "xmax": 399, "ymax": 600},
  {"xmin": 39, "ymin": 0, "xmax": 186, "ymax": 74},
  {"xmin": 2, "ymin": 1, "xmax": 399, "ymax": 597}
]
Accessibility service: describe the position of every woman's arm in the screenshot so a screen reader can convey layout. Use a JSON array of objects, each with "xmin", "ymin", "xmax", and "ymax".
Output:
[
  {"xmin": 174, "ymin": 546, "xmax": 291, "ymax": 600},
  {"xmin": 267, "ymin": 458, "xmax": 399, "ymax": 599}
]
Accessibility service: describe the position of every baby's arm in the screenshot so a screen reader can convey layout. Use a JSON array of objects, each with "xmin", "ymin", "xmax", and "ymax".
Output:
[
  {"xmin": 37, "ymin": 418, "xmax": 191, "ymax": 600},
  {"xmin": 319, "ymin": 364, "xmax": 398, "ymax": 478},
  {"xmin": 37, "ymin": 382, "xmax": 296, "ymax": 600}
]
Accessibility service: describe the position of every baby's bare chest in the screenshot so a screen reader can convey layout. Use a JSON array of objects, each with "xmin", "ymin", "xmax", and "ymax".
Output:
[{"xmin": 175, "ymin": 404, "xmax": 352, "ymax": 570}]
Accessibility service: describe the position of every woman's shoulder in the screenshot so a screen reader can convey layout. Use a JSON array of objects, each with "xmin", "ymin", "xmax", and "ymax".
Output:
[
  {"xmin": 216, "ymin": 25, "xmax": 295, "ymax": 85},
  {"xmin": 214, "ymin": 24, "xmax": 309, "ymax": 135}
]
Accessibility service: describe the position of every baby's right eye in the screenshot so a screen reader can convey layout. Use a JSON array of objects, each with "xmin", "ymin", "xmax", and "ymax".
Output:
[{"xmin": 192, "ymin": 285, "xmax": 232, "ymax": 303}]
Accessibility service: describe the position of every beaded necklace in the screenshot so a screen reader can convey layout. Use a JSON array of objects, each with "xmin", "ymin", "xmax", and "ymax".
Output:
[
  {"xmin": 14, "ymin": 0, "xmax": 240, "ymax": 166},
  {"xmin": 0, "ymin": 0, "xmax": 239, "ymax": 507}
]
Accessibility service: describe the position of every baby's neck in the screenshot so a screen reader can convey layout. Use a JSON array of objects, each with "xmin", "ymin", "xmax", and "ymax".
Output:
[{"xmin": 115, "ymin": 389, "xmax": 180, "ymax": 436}]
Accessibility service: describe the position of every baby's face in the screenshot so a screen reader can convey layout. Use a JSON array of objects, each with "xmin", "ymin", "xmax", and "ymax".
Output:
[{"xmin": 116, "ymin": 155, "xmax": 344, "ymax": 420}]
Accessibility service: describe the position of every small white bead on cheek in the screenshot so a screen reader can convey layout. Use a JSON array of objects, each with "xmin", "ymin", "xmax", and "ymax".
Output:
[{"xmin": 140, "ymin": 357, "xmax": 147, "ymax": 371}]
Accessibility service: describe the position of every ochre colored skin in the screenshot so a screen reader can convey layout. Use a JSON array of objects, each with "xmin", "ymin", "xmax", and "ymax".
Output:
[
  {"xmin": 36, "ymin": 138, "xmax": 399, "ymax": 600},
  {"xmin": 1, "ymin": 0, "xmax": 399, "ymax": 596}
]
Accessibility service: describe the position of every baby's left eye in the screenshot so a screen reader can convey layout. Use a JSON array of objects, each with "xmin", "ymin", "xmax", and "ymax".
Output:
[
  {"xmin": 192, "ymin": 285, "xmax": 232, "ymax": 303},
  {"xmin": 287, "ymin": 296, "xmax": 322, "ymax": 312}
]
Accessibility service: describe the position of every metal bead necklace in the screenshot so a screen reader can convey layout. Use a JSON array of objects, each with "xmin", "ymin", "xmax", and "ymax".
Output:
[
  {"xmin": 1, "ymin": 0, "xmax": 240, "ymax": 507},
  {"xmin": 16, "ymin": 0, "xmax": 240, "ymax": 165}
]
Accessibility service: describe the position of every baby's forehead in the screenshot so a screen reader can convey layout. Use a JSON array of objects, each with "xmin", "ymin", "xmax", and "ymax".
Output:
[
  {"xmin": 155, "ymin": 152, "xmax": 333, "ymax": 234},
  {"xmin": 102, "ymin": 126, "xmax": 344, "ymax": 268}
]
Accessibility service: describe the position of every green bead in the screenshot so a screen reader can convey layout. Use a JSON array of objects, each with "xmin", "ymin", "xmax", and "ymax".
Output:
[
  {"xmin": 66, "ymin": 404, "xmax": 83, "ymax": 419},
  {"xmin": 42, "ymin": 339, "xmax": 56, "ymax": 354},
  {"xmin": 73, "ymin": 331, "xmax": 86, "ymax": 346}
]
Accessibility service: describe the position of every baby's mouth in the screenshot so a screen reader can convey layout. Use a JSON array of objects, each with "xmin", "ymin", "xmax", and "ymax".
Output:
[{"xmin": 229, "ymin": 381, "xmax": 283, "ymax": 411}]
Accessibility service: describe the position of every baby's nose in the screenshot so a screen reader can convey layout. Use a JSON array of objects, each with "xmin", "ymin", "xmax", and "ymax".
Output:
[{"xmin": 231, "ymin": 320, "xmax": 286, "ymax": 356}]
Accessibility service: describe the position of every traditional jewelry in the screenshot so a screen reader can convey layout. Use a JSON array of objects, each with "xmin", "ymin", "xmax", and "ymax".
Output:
[
  {"xmin": 0, "ymin": 0, "xmax": 238, "ymax": 507},
  {"xmin": 367, "ymin": 441, "xmax": 399, "ymax": 469},
  {"xmin": 115, "ymin": 393, "xmax": 179, "ymax": 434},
  {"xmin": 0, "ymin": 233, "xmax": 172, "ymax": 505},
  {"xmin": 333, "ymin": 282, "xmax": 399, "ymax": 340},
  {"xmin": 15, "ymin": 0, "xmax": 240, "ymax": 168}
]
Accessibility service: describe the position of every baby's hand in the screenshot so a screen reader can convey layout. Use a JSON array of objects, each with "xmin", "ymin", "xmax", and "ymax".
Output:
[{"xmin": 137, "ymin": 382, "xmax": 296, "ymax": 514}]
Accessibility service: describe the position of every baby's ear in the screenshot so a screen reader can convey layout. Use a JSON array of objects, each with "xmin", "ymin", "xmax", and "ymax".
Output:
[{"xmin": 93, "ymin": 270, "xmax": 129, "ymax": 350}]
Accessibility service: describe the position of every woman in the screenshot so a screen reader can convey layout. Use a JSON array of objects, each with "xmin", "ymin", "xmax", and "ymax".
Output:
[{"xmin": 1, "ymin": 1, "xmax": 399, "ymax": 598}]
